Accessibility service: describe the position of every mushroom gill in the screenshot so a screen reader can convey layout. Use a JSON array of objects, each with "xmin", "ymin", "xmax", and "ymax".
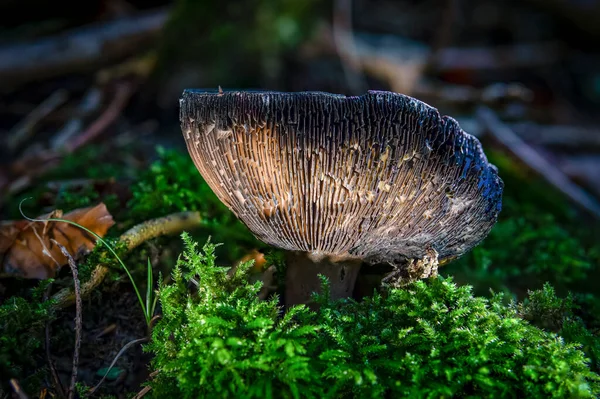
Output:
[{"xmin": 181, "ymin": 89, "xmax": 503, "ymax": 305}]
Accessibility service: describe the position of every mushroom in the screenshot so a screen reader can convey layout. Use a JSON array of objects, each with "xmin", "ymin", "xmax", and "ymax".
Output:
[{"xmin": 180, "ymin": 89, "xmax": 503, "ymax": 306}]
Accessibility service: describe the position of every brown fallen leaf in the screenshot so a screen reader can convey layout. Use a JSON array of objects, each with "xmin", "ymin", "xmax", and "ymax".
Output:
[
  {"xmin": 236, "ymin": 249, "xmax": 267, "ymax": 273},
  {"xmin": 0, "ymin": 203, "xmax": 114, "ymax": 279}
]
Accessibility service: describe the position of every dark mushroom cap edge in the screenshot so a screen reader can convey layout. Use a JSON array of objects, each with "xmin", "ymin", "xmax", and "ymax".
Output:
[{"xmin": 180, "ymin": 89, "xmax": 503, "ymax": 266}]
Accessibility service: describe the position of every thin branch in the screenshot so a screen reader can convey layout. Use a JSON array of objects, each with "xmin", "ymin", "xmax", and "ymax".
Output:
[
  {"xmin": 9, "ymin": 379, "xmax": 30, "ymax": 399},
  {"xmin": 131, "ymin": 370, "xmax": 159, "ymax": 399},
  {"xmin": 432, "ymin": 41, "xmax": 562, "ymax": 71},
  {"xmin": 477, "ymin": 106, "xmax": 600, "ymax": 218},
  {"xmin": 50, "ymin": 87, "xmax": 103, "ymax": 150},
  {"xmin": 6, "ymin": 89, "xmax": 68, "ymax": 152},
  {"xmin": 132, "ymin": 385, "xmax": 152, "ymax": 399},
  {"xmin": 0, "ymin": 8, "xmax": 169, "ymax": 87},
  {"xmin": 51, "ymin": 211, "xmax": 202, "ymax": 308},
  {"xmin": 509, "ymin": 122, "xmax": 600, "ymax": 149},
  {"xmin": 53, "ymin": 241, "xmax": 83, "ymax": 399},
  {"xmin": 66, "ymin": 82, "xmax": 134, "ymax": 153},
  {"xmin": 315, "ymin": 26, "xmax": 561, "ymax": 76}
]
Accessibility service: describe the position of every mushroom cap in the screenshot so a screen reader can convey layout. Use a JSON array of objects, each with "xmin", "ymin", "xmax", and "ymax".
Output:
[{"xmin": 180, "ymin": 89, "xmax": 503, "ymax": 265}]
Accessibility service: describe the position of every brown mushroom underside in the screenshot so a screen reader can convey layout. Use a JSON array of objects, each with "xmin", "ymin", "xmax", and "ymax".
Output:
[{"xmin": 180, "ymin": 90, "xmax": 503, "ymax": 303}]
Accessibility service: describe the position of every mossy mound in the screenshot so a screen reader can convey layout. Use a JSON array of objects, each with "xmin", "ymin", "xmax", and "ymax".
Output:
[{"xmin": 147, "ymin": 233, "xmax": 600, "ymax": 399}]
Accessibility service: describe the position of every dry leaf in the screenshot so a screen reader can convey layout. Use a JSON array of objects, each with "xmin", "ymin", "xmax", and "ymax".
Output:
[
  {"xmin": 237, "ymin": 249, "xmax": 267, "ymax": 273},
  {"xmin": 0, "ymin": 203, "xmax": 114, "ymax": 279}
]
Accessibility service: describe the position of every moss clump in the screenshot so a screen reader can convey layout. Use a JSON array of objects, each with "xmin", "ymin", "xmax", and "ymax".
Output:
[
  {"xmin": 147, "ymin": 234, "xmax": 600, "ymax": 399},
  {"xmin": 0, "ymin": 281, "xmax": 55, "ymax": 390},
  {"xmin": 449, "ymin": 212, "xmax": 593, "ymax": 294},
  {"xmin": 516, "ymin": 283, "xmax": 600, "ymax": 375},
  {"xmin": 147, "ymin": 234, "xmax": 321, "ymax": 398},
  {"xmin": 128, "ymin": 147, "xmax": 217, "ymax": 220}
]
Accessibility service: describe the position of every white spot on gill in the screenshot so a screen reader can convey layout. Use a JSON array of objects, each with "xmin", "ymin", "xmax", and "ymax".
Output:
[
  {"xmin": 216, "ymin": 129, "xmax": 232, "ymax": 140},
  {"xmin": 233, "ymin": 190, "xmax": 246, "ymax": 206},
  {"xmin": 377, "ymin": 181, "xmax": 391, "ymax": 192}
]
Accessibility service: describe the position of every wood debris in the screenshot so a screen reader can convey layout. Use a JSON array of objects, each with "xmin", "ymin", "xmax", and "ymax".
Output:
[
  {"xmin": 0, "ymin": 8, "xmax": 169, "ymax": 89},
  {"xmin": 477, "ymin": 106, "xmax": 600, "ymax": 219}
]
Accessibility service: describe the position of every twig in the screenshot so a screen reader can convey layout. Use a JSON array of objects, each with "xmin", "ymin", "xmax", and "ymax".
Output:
[
  {"xmin": 9, "ymin": 379, "xmax": 30, "ymax": 399},
  {"xmin": 6, "ymin": 90, "xmax": 68, "ymax": 152},
  {"xmin": 313, "ymin": 26, "xmax": 431, "ymax": 95},
  {"xmin": 132, "ymin": 385, "xmax": 152, "ymax": 399},
  {"xmin": 557, "ymin": 155, "xmax": 600, "ymax": 198},
  {"xmin": 95, "ymin": 323, "xmax": 117, "ymax": 339},
  {"xmin": 314, "ymin": 27, "xmax": 560, "ymax": 78},
  {"xmin": 1, "ymin": 84, "xmax": 133, "ymax": 205},
  {"xmin": 433, "ymin": 41, "xmax": 562, "ymax": 71},
  {"xmin": 131, "ymin": 370, "xmax": 159, "ymax": 399},
  {"xmin": 66, "ymin": 82, "xmax": 134, "ymax": 152},
  {"xmin": 509, "ymin": 122, "xmax": 600, "ymax": 149},
  {"xmin": 53, "ymin": 241, "xmax": 83, "ymax": 399},
  {"xmin": 332, "ymin": 0, "xmax": 367, "ymax": 94},
  {"xmin": 0, "ymin": 8, "xmax": 169, "ymax": 87},
  {"xmin": 43, "ymin": 282, "xmax": 67, "ymax": 399},
  {"xmin": 413, "ymin": 81, "xmax": 533, "ymax": 107},
  {"xmin": 477, "ymin": 106, "xmax": 600, "ymax": 218},
  {"xmin": 86, "ymin": 337, "xmax": 148, "ymax": 396},
  {"xmin": 51, "ymin": 211, "xmax": 202, "ymax": 308},
  {"xmin": 50, "ymin": 87, "xmax": 103, "ymax": 150}
]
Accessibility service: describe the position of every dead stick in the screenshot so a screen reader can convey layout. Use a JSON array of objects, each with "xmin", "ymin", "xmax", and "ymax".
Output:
[
  {"xmin": 53, "ymin": 241, "xmax": 83, "ymax": 399},
  {"xmin": 509, "ymin": 122, "xmax": 600, "ymax": 148},
  {"xmin": 132, "ymin": 385, "xmax": 152, "ymax": 399},
  {"xmin": 51, "ymin": 211, "xmax": 202, "ymax": 308},
  {"xmin": 477, "ymin": 106, "xmax": 600, "ymax": 218},
  {"xmin": 3, "ymin": 84, "xmax": 131, "ymax": 204},
  {"xmin": 66, "ymin": 82, "xmax": 134, "ymax": 152},
  {"xmin": 9, "ymin": 379, "xmax": 30, "ymax": 399},
  {"xmin": 314, "ymin": 27, "xmax": 561, "ymax": 73},
  {"xmin": 0, "ymin": 8, "xmax": 169, "ymax": 87},
  {"xmin": 6, "ymin": 89, "xmax": 68, "ymax": 151},
  {"xmin": 433, "ymin": 41, "xmax": 562, "ymax": 71},
  {"xmin": 50, "ymin": 87, "xmax": 103, "ymax": 150}
]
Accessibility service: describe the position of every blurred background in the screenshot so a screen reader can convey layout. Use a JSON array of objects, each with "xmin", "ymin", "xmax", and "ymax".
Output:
[
  {"xmin": 1, "ymin": 0, "xmax": 600, "ymax": 207},
  {"xmin": 1, "ymin": 0, "xmax": 600, "ymax": 284},
  {"xmin": 2, "ymin": 2, "xmax": 600, "ymax": 394}
]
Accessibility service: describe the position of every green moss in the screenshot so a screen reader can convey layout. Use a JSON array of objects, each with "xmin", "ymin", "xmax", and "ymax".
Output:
[
  {"xmin": 516, "ymin": 284, "xmax": 600, "ymax": 375},
  {"xmin": 147, "ymin": 234, "xmax": 600, "ymax": 398},
  {"xmin": 44, "ymin": 146, "xmax": 127, "ymax": 181},
  {"xmin": 4, "ymin": 142, "xmax": 600, "ymax": 397},
  {"xmin": 3, "ymin": 145, "xmax": 128, "ymax": 220},
  {"xmin": 128, "ymin": 147, "xmax": 214, "ymax": 219},
  {"xmin": 54, "ymin": 186, "xmax": 119, "ymax": 214},
  {"xmin": 0, "ymin": 282, "xmax": 55, "ymax": 390}
]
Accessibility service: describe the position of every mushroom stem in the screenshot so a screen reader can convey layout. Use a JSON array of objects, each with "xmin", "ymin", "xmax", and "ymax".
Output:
[{"xmin": 284, "ymin": 252, "xmax": 362, "ymax": 307}]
